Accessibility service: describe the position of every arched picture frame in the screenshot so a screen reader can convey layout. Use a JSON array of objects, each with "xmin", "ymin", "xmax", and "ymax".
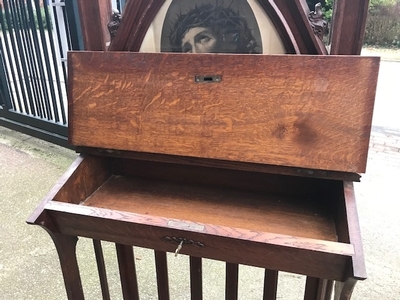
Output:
[
  {"xmin": 109, "ymin": 0, "xmax": 328, "ymax": 54},
  {"xmin": 138, "ymin": 0, "xmax": 287, "ymax": 54},
  {"xmin": 82, "ymin": 0, "xmax": 368, "ymax": 55}
]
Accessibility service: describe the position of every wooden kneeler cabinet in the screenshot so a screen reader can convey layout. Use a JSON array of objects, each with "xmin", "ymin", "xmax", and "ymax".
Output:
[
  {"xmin": 26, "ymin": 2, "xmax": 379, "ymax": 298},
  {"xmin": 27, "ymin": 50, "xmax": 379, "ymax": 299}
]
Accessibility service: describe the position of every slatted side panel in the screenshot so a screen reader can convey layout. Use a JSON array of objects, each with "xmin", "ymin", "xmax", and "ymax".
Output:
[{"xmin": 83, "ymin": 240, "xmax": 336, "ymax": 300}]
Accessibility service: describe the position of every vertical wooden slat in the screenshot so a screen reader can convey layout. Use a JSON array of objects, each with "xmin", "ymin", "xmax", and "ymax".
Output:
[
  {"xmin": 93, "ymin": 239, "xmax": 110, "ymax": 300},
  {"xmin": 304, "ymin": 277, "xmax": 330, "ymax": 300},
  {"xmin": 329, "ymin": 0, "xmax": 370, "ymax": 55},
  {"xmin": 190, "ymin": 256, "xmax": 203, "ymax": 300},
  {"xmin": 76, "ymin": 0, "xmax": 112, "ymax": 51},
  {"xmin": 225, "ymin": 263, "xmax": 239, "ymax": 300},
  {"xmin": 116, "ymin": 244, "xmax": 139, "ymax": 300},
  {"xmin": 263, "ymin": 269, "xmax": 278, "ymax": 300},
  {"xmin": 154, "ymin": 250, "xmax": 170, "ymax": 300}
]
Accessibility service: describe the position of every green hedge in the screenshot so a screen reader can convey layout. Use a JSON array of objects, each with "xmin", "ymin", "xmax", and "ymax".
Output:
[
  {"xmin": 364, "ymin": 2, "xmax": 400, "ymax": 48},
  {"xmin": 364, "ymin": 15, "xmax": 400, "ymax": 47}
]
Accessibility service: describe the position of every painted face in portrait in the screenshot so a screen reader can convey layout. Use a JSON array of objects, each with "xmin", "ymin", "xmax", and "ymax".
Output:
[
  {"xmin": 181, "ymin": 27, "xmax": 241, "ymax": 53},
  {"xmin": 167, "ymin": 4, "xmax": 261, "ymax": 54},
  {"xmin": 181, "ymin": 27, "xmax": 218, "ymax": 53}
]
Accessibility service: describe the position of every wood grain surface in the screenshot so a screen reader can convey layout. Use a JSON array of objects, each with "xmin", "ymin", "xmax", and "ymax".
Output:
[
  {"xmin": 82, "ymin": 175, "xmax": 338, "ymax": 241},
  {"xmin": 68, "ymin": 51, "xmax": 379, "ymax": 173}
]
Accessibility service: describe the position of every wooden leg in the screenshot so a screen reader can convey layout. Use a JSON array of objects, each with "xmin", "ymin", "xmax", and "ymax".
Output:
[
  {"xmin": 47, "ymin": 232, "xmax": 84, "ymax": 300},
  {"xmin": 334, "ymin": 278, "xmax": 358, "ymax": 300}
]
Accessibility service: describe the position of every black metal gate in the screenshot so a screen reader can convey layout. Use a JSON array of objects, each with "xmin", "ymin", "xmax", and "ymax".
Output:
[{"xmin": 0, "ymin": 0, "xmax": 82, "ymax": 147}]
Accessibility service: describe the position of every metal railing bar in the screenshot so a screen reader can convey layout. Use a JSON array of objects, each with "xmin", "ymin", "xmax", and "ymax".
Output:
[
  {"xmin": 64, "ymin": 0, "xmax": 84, "ymax": 51},
  {"xmin": 59, "ymin": 4, "xmax": 69, "ymax": 80},
  {"xmin": 26, "ymin": 0, "xmax": 53, "ymax": 120},
  {"xmin": 35, "ymin": 0, "xmax": 61, "ymax": 123},
  {"xmin": 0, "ymin": 9, "xmax": 20, "ymax": 110},
  {"xmin": 52, "ymin": 3, "xmax": 67, "ymax": 85},
  {"xmin": 23, "ymin": 0, "xmax": 49, "ymax": 119},
  {"xmin": 40, "ymin": 0, "xmax": 67, "ymax": 124},
  {"xmin": 17, "ymin": 0, "xmax": 44, "ymax": 118},
  {"xmin": 9, "ymin": 0, "xmax": 37, "ymax": 116},
  {"xmin": 3, "ymin": 0, "xmax": 30, "ymax": 113},
  {"xmin": 35, "ymin": 0, "xmax": 59, "ymax": 121},
  {"xmin": 0, "ymin": 48, "xmax": 13, "ymax": 110}
]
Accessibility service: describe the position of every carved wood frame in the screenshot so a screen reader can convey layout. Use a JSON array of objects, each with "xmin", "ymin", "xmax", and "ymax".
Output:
[
  {"xmin": 78, "ymin": 0, "xmax": 370, "ymax": 56},
  {"xmin": 273, "ymin": 0, "xmax": 327, "ymax": 54},
  {"xmin": 108, "ymin": 0, "xmax": 309, "ymax": 53}
]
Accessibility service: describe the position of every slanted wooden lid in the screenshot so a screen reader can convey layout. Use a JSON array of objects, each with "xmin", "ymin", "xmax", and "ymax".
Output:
[{"xmin": 68, "ymin": 51, "xmax": 379, "ymax": 174}]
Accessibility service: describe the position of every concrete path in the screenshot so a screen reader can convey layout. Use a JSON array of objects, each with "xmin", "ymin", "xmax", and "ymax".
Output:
[{"xmin": 0, "ymin": 61, "xmax": 399, "ymax": 299}]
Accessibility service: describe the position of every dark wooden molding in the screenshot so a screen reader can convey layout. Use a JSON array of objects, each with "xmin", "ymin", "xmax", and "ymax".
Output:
[
  {"xmin": 77, "ymin": 0, "xmax": 112, "ymax": 51},
  {"xmin": 108, "ymin": 0, "xmax": 166, "ymax": 51},
  {"xmin": 256, "ymin": 0, "xmax": 300, "ymax": 54},
  {"xmin": 273, "ymin": 0, "xmax": 327, "ymax": 54},
  {"xmin": 330, "ymin": 0, "xmax": 370, "ymax": 55}
]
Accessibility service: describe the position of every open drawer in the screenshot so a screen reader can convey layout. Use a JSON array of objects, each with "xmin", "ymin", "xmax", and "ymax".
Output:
[{"xmin": 28, "ymin": 154, "xmax": 366, "ymax": 283}]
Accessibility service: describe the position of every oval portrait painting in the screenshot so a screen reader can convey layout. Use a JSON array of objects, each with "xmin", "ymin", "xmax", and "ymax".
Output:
[
  {"xmin": 139, "ymin": 0, "xmax": 286, "ymax": 54},
  {"xmin": 161, "ymin": 0, "xmax": 262, "ymax": 54}
]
